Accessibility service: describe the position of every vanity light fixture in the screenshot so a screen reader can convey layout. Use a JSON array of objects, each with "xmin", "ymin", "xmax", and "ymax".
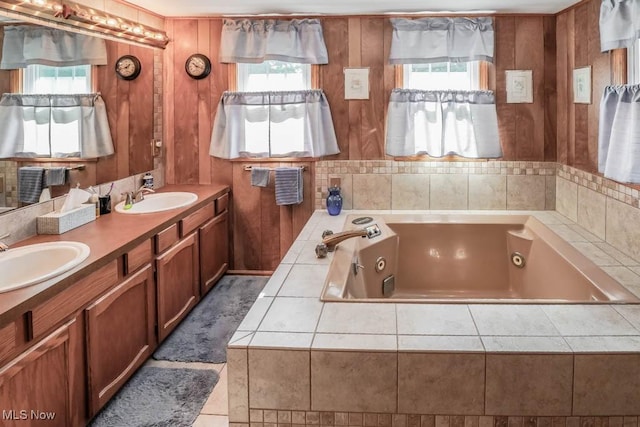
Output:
[{"xmin": 0, "ymin": 0, "xmax": 169, "ymax": 49}]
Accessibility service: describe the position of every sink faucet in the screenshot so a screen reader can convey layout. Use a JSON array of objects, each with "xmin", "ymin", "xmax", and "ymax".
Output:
[{"xmin": 132, "ymin": 185, "xmax": 155, "ymax": 203}]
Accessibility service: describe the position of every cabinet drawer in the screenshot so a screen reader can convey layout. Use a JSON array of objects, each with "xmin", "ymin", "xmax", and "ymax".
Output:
[
  {"xmin": 0, "ymin": 320, "xmax": 17, "ymax": 364},
  {"xmin": 215, "ymin": 193, "xmax": 229, "ymax": 215},
  {"xmin": 155, "ymin": 223, "xmax": 179, "ymax": 254},
  {"xmin": 124, "ymin": 239, "xmax": 152, "ymax": 276},
  {"xmin": 181, "ymin": 203, "xmax": 214, "ymax": 237},
  {"xmin": 31, "ymin": 260, "xmax": 118, "ymax": 339}
]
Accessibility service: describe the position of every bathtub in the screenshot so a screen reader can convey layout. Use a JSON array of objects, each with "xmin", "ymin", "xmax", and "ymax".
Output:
[{"xmin": 321, "ymin": 213, "xmax": 639, "ymax": 303}]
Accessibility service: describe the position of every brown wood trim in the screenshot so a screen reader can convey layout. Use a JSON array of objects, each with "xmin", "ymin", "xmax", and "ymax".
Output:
[
  {"xmin": 394, "ymin": 64, "xmax": 403, "ymax": 88},
  {"xmin": 556, "ymin": 0, "xmax": 593, "ymax": 16},
  {"xmin": 228, "ymin": 63, "xmax": 238, "ymax": 91},
  {"xmin": 10, "ymin": 69, "xmax": 20, "ymax": 93},
  {"xmin": 228, "ymin": 269, "xmax": 273, "ymax": 276},
  {"xmin": 311, "ymin": 64, "xmax": 320, "ymax": 89},
  {"xmin": 611, "ymin": 48, "xmax": 628, "ymax": 85},
  {"xmin": 479, "ymin": 61, "xmax": 490, "ymax": 90},
  {"xmin": 155, "ymin": 223, "xmax": 180, "ymax": 254}
]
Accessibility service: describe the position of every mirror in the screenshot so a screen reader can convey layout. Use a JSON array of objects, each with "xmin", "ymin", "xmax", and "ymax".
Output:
[{"xmin": 0, "ymin": 21, "xmax": 159, "ymax": 215}]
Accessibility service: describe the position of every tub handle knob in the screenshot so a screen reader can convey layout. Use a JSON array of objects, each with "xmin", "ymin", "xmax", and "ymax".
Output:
[{"xmin": 315, "ymin": 243, "xmax": 328, "ymax": 258}]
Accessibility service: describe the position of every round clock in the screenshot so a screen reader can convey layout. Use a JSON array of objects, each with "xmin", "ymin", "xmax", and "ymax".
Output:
[
  {"xmin": 115, "ymin": 55, "xmax": 141, "ymax": 81},
  {"xmin": 185, "ymin": 54, "xmax": 211, "ymax": 80}
]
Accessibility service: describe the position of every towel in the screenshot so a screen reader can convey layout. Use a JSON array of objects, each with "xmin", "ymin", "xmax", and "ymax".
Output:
[
  {"xmin": 250, "ymin": 167, "xmax": 270, "ymax": 187},
  {"xmin": 18, "ymin": 166, "xmax": 45, "ymax": 204},
  {"xmin": 44, "ymin": 167, "xmax": 67, "ymax": 186},
  {"xmin": 275, "ymin": 167, "xmax": 303, "ymax": 205}
]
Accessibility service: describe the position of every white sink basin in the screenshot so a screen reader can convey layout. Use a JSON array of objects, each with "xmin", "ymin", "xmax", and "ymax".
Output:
[
  {"xmin": 115, "ymin": 192, "xmax": 198, "ymax": 214},
  {"xmin": 0, "ymin": 241, "xmax": 90, "ymax": 293}
]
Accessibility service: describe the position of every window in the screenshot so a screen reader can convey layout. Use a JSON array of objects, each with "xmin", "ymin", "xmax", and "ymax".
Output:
[
  {"xmin": 23, "ymin": 64, "xmax": 92, "ymax": 94},
  {"xmin": 402, "ymin": 61, "xmax": 479, "ymax": 90},
  {"xmin": 17, "ymin": 65, "xmax": 92, "ymax": 157},
  {"xmin": 237, "ymin": 60, "xmax": 311, "ymax": 92},
  {"xmin": 231, "ymin": 60, "xmax": 315, "ymax": 158},
  {"xmin": 628, "ymin": 40, "xmax": 640, "ymax": 84}
]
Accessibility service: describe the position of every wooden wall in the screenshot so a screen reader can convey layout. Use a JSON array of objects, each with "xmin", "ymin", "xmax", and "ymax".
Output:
[
  {"xmin": 164, "ymin": 15, "xmax": 558, "ymax": 271},
  {"xmin": 556, "ymin": 0, "xmax": 611, "ymax": 173}
]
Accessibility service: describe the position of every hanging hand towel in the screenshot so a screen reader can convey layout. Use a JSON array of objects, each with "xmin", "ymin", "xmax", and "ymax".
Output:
[
  {"xmin": 18, "ymin": 166, "xmax": 45, "ymax": 204},
  {"xmin": 44, "ymin": 167, "xmax": 67, "ymax": 186},
  {"xmin": 250, "ymin": 167, "xmax": 270, "ymax": 187},
  {"xmin": 275, "ymin": 167, "xmax": 303, "ymax": 205}
]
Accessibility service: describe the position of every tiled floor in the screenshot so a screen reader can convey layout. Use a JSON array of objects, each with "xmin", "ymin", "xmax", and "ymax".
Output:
[
  {"xmin": 144, "ymin": 359, "xmax": 228, "ymax": 427},
  {"xmin": 192, "ymin": 363, "xmax": 229, "ymax": 427}
]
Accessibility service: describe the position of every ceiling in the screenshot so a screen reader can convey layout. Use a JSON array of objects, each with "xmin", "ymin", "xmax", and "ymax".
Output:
[{"xmin": 122, "ymin": 0, "xmax": 583, "ymax": 17}]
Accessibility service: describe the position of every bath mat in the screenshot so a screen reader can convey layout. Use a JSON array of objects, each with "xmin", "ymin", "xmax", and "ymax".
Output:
[
  {"xmin": 153, "ymin": 275, "xmax": 268, "ymax": 363},
  {"xmin": 89, "ymin": 365, "xmax": 218, "ymax": 427}
]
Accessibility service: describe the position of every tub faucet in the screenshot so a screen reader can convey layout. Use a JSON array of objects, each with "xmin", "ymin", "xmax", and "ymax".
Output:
[
  {"xmin": 322, "ymin": 229, "xmax": 369, "ymax": 251},
  {"xmin": 0, "ymin": 241, "xmax": 8, "ymax": 252}
]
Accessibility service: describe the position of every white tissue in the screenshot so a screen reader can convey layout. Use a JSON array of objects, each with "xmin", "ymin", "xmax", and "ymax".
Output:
[{"xmin": 60, "ymin": 188, "xmax": 92, "ymax": 213}]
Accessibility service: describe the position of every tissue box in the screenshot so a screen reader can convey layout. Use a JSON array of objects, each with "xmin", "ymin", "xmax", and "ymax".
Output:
[{"xmin": 37, "ymin": 203, "xmax": 96, "ymax": 235}]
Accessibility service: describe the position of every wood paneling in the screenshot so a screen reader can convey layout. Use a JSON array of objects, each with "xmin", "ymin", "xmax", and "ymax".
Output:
[
  {"xmin": 556, "ymin": 0, "xmax": 611, "ymax": 174},
  {"xmin": 164, "ymin": 15, "xmax": 559, "ymax": 271}
]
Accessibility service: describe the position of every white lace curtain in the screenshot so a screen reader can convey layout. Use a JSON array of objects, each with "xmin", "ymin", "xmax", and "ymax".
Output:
[
  {"xmin": 386, "ymin": 89, "xmax": 502, "ymax": 158},
  {"xmin": 388, "ymin": 17, "xmax": 494, "ymax": 64},
  {"xmin": 598, "ymin": 85, "xmax": 640, "ymax": 183},
  {"xmin": 1, "ymin": 25, "xmax": 107, "ymax": 69},
  {"xmin": 220, "ymin": 18, "xmax": 328, "ymax": 64},
  {"xmin": 0, "ymin": 94, "xmax": 114, "ymax": 158},
  {"xmin": 599, "ymin": 0, "xmax": 640, "ymax": 51},
  {"xmin": 210, "ymin": 90, "xmax": 339, "ymax": 159}
]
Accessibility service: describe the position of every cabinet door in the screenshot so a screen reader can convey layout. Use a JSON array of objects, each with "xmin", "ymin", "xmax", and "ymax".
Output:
[
  {"xmin": 85, "ymin": 265, "xmax": 155, "ymax": 416},
  {"xmin": 0, "ymin": 319, "xmax": 83, "ymax": 427},
  {"xmin": 156, "ymin": 232, "xmax": 199, "ymax": 342},
  {"xmin": 199, "ymin": 210, "xmax": 229, "ymax": 295}
]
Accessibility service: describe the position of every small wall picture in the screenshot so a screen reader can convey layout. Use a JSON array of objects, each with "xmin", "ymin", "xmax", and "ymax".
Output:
[
  {"xmin": 506, "ymin": 70, "xmax": 533, "ymax": 103},
  {"xmin": 573, "ymin": 66, "xmax": 591, "ymax": 104},
  {"xmin": 344, "ymin": 68, "xmax": 369, "ymax": 100}
]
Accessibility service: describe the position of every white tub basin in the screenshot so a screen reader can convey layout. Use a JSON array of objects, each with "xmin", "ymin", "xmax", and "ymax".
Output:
[
  {"xmin": 0, "ymin": 241, "xmax": 90, "ymax": 293},
  {"xmin": 115, "ymin": 192, "xmax": 198, "ymax": 214}
]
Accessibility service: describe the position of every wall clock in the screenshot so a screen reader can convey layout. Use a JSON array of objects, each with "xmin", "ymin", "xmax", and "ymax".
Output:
[
  {"xmin": 115, "ymin": 55, "xmax": 141, "ymax": 81},
  {"xmin": 185, "ymin": 54, "xmax": 211, "ymax": 80}
]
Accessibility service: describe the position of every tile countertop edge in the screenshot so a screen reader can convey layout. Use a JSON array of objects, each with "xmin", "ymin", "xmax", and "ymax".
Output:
[
  {"xmin": 0, "ymin": 183, "xmax": 230, "ymax": 328},
  {"xmin": 239, "ymin": 209, "xmax": 640, "ymax": 355}
]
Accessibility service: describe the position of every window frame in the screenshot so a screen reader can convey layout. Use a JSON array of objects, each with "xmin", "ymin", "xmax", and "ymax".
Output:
[
  {"xmin": 236, "ymin": 60, "xmax": 312, "ymax": 92},
  {"xmin": 395, "ymin": 61, "xmax": 490, "ymax": 91},
  {"xmin": 22, "ymin": 64, "xmax": 93, "ymax": 95}
]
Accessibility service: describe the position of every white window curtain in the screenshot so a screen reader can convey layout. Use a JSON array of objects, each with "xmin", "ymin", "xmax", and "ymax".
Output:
[
  {"xmin": 389, "ymin": 17, "xmax": 494, "ymax": 64},
  {"xmin": 220, "ymin": 18, "xmax": 328, "ymax": 64},
  {"xmin": 386, "ymin": 89, "xmax": 502, "ymax": 158},
  {"xmin": 598, "ymin": 85, "xmax": 640, "ymax": 183},
  {"xmin": 1, "ymin": 26, "xmax": 107, "ymax": 69},
  {"xmin": 209, "ymin": 90, "xmax": 339, "ymax": 159},
  {"xmin": 0, "ymin": 94, "xmax": 114, "ymax": 158},
  {"xmin": 600, "ymin": 0, "xmax": 640, "ymax": 52}
]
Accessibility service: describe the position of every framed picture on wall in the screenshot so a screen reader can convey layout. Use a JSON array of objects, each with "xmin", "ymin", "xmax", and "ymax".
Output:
[
  {"xmin": 505, "ymin": 70, "xmax": 533, "ymax": 103},
  {"xmin": 344, "ymin": 68, "xmax": 370, "ymax": 100},
  {"xmin": 573, "ymin": 66, "xmax": 592, "ymax": 104}
]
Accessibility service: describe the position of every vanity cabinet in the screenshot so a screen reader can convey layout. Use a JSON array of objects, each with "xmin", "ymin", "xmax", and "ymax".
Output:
[
  {"xmin": 0, "ymin": 319, "xmax": 83, "ymax": 427},
  {"xmin": 156, "ymin": 231, "xmax": 200, "ymax": 342},
  {"xmin": 199, "ymin": 211, "xmax": 229, "ymax": 295},
  {"xmin": 85, "ymin": 248, "xmax": 155, "ymax": 416}
]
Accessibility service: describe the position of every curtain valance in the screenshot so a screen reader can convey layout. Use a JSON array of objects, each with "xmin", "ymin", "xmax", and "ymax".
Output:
[
  {"xmin": 388, "ymin": 17, "xmax": 494, "ymax": 64},
  {"xmin": 0, "ymin": 93, "xmax": 114, "ymax": 158},
  {"xmin": 600, "ymin": 0, "xmax": 640, "ymax": 52},
  {"xmin": 209, "ymin": 90, "xmax": 339, "ymax": 159},
  {"xmin": 385, "ymin": 89, "xmax": 501, "ymax": 158},
  {"xmin": 219, "ymin": 18, "xmax": 328, "ymax": 64},
  {"xmin": 1, "ymin": 26, "xmax": 107, "ymax": 69},
  {"xmin": 598, "ymin": 85, "xmax": 640, "ymax": 183}
]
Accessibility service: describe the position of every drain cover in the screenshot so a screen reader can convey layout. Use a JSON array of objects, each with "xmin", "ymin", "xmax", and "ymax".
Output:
[{"xmin": 352, "ymin": 216, "xmax": 373, "ymax": 225}]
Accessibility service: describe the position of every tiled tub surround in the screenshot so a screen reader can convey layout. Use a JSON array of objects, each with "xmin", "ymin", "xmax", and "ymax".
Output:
[
  {"xmin": 314, "ymin": 160, "xmax": 557, "ymax": 211},
  {"xmin": 228, "ymin": 209, "xmax": 640, "ymax": 423}
]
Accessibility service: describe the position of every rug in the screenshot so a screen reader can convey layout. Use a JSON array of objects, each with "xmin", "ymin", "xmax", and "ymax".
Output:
[
  {"xmin": 153, "ymin": 275, "xmax": 268, "ymax": 363},
  {"xmin": 89, "ymin": 366, "xmax": 218, "ymax": 427}
]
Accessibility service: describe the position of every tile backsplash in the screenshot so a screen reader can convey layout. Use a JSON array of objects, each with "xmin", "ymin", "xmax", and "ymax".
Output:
[
  {"xmin": 0, "ymin": 166, "xmax": 164, "ymax": 245},
  {"xmin": 315, "ymin": 160, "xmax": 557, "ymax": 211}
]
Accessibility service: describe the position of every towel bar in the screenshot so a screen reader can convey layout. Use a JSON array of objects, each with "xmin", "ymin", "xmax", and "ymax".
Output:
[{"xmin": 243, "ymin": 165, "xmax": 306, "ymax": 172}]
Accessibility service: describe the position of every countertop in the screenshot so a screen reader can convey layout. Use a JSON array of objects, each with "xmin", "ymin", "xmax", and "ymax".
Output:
[
  {"xmin": 229, "ymin": 209, "xmax": 640, "ymax": 355},
  {"xmin": 0, "ymin": 184, "xmax": 229, "ymax": 327}
]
